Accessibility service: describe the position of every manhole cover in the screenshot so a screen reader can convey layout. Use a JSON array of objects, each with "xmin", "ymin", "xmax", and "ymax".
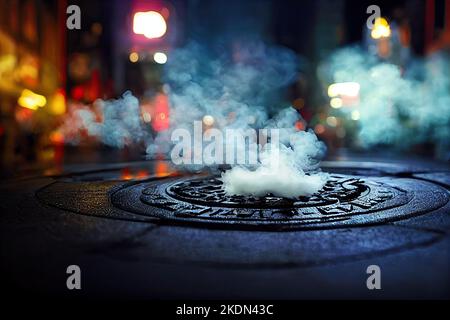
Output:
[{"xmin": 110, "ymin": 173, "xmax": 448, "ymax": 230}]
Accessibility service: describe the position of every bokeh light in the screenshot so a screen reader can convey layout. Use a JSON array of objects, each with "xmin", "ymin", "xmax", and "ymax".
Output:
[
  {"xmin": 18, "ymin": 89, "xmax": 46, "ymax": 110},
  {"xmin": 330, "ymin": 97, "xmax": 343, "ymax": 109},
  {"xmin": 133, "ymin": 11, "xmax": 167, "ymax": 39},
  {"xmin": 129, "ymin": 52, "xmax": 139, "ymax": 63},
  {"xmin": 153, "ymin": 52, "xmax": 168, "ymax": 64},
  {"xmin": 371, "ymin": 17, "xmax": 391, "ymax": 39},
  {"xmin": 351, "ymin": 110, "xmax": 360, "ymax": 121},
  {"xmin": 328, "ymin": 82, "xmax": 360, "ymax": 98},
  {"xmin": 202, "ymin": 115, "xmax": 215, "ymax": 126}
]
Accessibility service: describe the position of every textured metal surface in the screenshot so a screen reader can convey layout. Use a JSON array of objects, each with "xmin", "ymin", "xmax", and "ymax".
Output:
[
  {"xmin": 108, "ymin": 173, "xmax": 448, "ymax": 230},
  {"xmin": 166, "ymin": 176, "xmax": 368, "ymax": 208}
]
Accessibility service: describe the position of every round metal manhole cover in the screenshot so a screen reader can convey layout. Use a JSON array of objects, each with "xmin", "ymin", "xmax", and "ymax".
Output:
[{"xmin": 110, "ymin": 173, "xmax": 449, "ymax": 230}]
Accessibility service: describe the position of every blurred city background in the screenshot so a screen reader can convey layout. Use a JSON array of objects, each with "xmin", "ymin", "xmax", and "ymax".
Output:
[{"xmin": 1, "ymin": 0, "xmax": 449, "ymax": 177}]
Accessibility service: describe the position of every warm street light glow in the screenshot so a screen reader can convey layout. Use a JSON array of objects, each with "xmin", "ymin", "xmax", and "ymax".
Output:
[
  {"xmin": 371, "ymin": 17, "xmax": 391, "ymax": 39},
  {"xmin": 202, "ymin": 115, "xmax": 215, "ymax": 126},
  {"xmin": 133, "ymin": 11, "xmax": 167, "ymax": 39},
  {"xmin": 129, "ymin": 52, "xmax": 139, "ymax": 63},
  {"xmin": 153, "ymin": 52, "xmax": 167, "ymax": 64},
  {"xmin": 18, "ymin": 89, "xmax": 46, "ymax": 110},
  {"xmin": 50, "ymin": 90, "xmax": 66, "ymax": 115}
]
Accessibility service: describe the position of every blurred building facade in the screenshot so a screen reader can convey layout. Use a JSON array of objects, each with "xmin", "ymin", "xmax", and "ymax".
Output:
[{"xmin": 0, "ymin": 0, "xmax": 67, "ymax": 172}]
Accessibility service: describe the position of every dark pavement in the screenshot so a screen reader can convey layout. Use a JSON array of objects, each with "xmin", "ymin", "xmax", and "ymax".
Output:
[{"xmin": 0, "ymin": 159, "xmax": 449, "ymax": 299}]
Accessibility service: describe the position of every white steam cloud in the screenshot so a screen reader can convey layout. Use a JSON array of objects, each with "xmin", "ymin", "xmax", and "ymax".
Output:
[
  {"xmin": 60, "ymin": 92, "xmax": 151, "ymax": 148},
  {"xmin": 60, "ymin": 40, "xmax": 330, "ymax": 198},
  {"xmin": 164, "ymin": 41, "xmax": 329, "ymax": 198},
  {"xmin": 321, "ymin": 47, "xmax": 450, "ymax": 156},
  {"xmin": 221, "ymin": 130, "xmax": 329, "ymax": 198}
]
